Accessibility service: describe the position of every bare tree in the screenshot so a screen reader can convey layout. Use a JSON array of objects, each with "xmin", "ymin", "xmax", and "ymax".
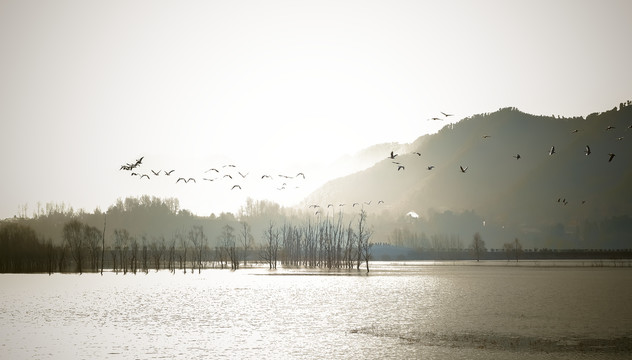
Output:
[
  {"xmin": 240, "ymin": 221, "xmax": 253, "ymax": 267},
  {"xmin": 100, "ymin": 214, "xmax": 106, "ymax": 275},
  {"xmin": 261, "ymin": 221, "xmax": 279, "ymax": 269},
  {"xmin": 471, "ymin": 232, "xmax": 486, "ymax": 262},
  {"xmin": 176, "ymin": 230, "xmax": 188, "ymax": 273},
  {"xmin": 150, "ymin": 236, "xmax": 165, "ymax": 271},
  {"xmin": 114, "ymin": 229, "xmax": 130, "ymax": 274},
  {"xmin": 189, "ymin": 226, "xmax": 207, "ymax": 273},
  {"xmin": 513, "ymin": 238, "xmax": 523, "ymax": 262},
  {"xmin": 357, "ymin": 210, "xmax": 374, "ymax": 273},
  {"xmin": 84, "ymin": 224, "xmax": 101, "ymax": 272},
  {"xmin": 63, "ymin": 219, "xmax": 84, "ymax": 273},
  {"xmin": 219, "ymin": 224, "xmax": 238, "ymax": 270}
]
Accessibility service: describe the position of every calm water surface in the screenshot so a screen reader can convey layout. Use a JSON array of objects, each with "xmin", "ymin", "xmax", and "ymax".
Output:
[{"xmin": 1, "ymin": 261, "xmax": 631, "ymax": 359}]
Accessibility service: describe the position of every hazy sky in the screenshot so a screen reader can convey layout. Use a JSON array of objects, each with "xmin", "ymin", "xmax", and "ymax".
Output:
[{"xmin": 1, "ymin": 0, "xmax": 630, "ymax": 219}]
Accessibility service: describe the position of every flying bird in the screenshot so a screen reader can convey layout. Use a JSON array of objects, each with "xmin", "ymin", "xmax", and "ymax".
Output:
[
  {"xmin": 397, "ymin": 165, "xmax": 405, "ymax": 171},
  {"xmin": 585, "ymin": 145, "xmax": 591, "ymax": 156},
  {"xmin": 513, "ymin": 154, "xmax": 521, "ymax": 160},
  {"xmin": 231, "ymin": 185, "xmax": 241, "ymax": 190},
  {"xmin": 151, "ymin": 170, "xmax": 161, "ymax": 176},
  {"xmin": 352, "ymin": 203, "xmax": 359, "ymax": 207},
  {"xmin": 223, "ymin": 164, "xmax": 236, "ymax": 168},
  {"xmin": 378, "ymin": 200, "xmax": 384, "ymax": 204},
  {"xmin": 608, "ymin": 153, "xmax": 616, "ymax": 162},
  {"xmin": 140, "ymin": 174, "xmax": 150, "ymax": 179},
  {"xmin": 296, "ymin": 172, "xmax": 305, "ymax": 179},
  {"xmin": 389, "ymin": 151, "xmax": 398, "ymax": 159},
  {"xmin": 606, "ymin": 126, "xmax": 616, "ymax": 131},
  {"xmin": 429, "ymin": 117, "xmax": 442, "ymax": 121},
  {"xmin": 261, "ymin": 174, "xmax": 272, "ymax": 179},
  {"xmin": 482, "ymin": 135, "xmax": 491, "ymax": 138},
  {"xmin": 308, "ymin": 204, "xmax": 319, "ymax": 208},
  {"xmin": 441, "ymin": 112, "xmax": 453, "ymax": 117},
  {"xmin": 176, "ymin": 177, "xmax": 187, "ymax": 183},
  {"xmin": 187, "ymin": 178, "xmax": 196, "ymax": 183},
  {"xmin": 202, "ymin": 178, "xmax": 217, "ymax": 182},
  {"xmin": 205, "ymin": 168, "xmax": 219, "ymax": 173},
  {"xmin": 223, "ymin": 174, "xmax": 232, "ymax": 179},
  {"xmin": 164, "ymin": 170, "xmax": 175, "ymax": 175},
  {"xmin": 549, "ymin": 146, "xmax": 556, "ymax": 155},
  {"xmin": 413, "ymin": 152, "xmax": 421, "ymax": 156},
  {"xmin": 238, "ymin": 172, "xmax": 249, "ymax": 178},
  {"xmin": 427, "ymin": 166, "xmax": 435, "ymax": 170},
  {"xmin": 459, "ymin": 166, "xmax": 468, "ymax": 173}
]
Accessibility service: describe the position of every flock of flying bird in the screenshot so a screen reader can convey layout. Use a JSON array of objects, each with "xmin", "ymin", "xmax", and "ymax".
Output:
[
  {"xmin": 120, "ymin": 157, "xmax": 306, "ymax": 192},
  {"xmin": 384, "ymin": 117, "xmax": 627, "ymax": 209},
  {"xmin": 119, "ymin": 111, "xmax": 628, "ymax": 215}
]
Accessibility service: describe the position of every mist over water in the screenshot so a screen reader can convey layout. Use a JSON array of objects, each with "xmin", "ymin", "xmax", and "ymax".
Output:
[{"xmin": 1, "ymin": 262, "xmax": 630, "ymax": 359}]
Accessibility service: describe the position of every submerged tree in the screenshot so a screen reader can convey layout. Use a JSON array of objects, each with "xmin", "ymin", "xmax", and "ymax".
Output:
[
  {"xmin": 357, "ymin": 209, "xmax": 373, "ymax": 273},
  {"xmin": 471, "ymin": 232, "xmax": 486, "ymax": 262},
  {"xmin": 63, "ymin": 219, "xmax": 84, "ymax": 274},
  {"xmin": 240, "ymin": 221, "xmax": 253, "ymax": 267},
  {"xmin": 261, "ymin": 221, "xmax": 279, "ymax": 269}
]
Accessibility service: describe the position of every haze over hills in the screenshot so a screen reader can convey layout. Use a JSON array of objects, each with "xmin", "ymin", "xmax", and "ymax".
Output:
[
  {"xmin": 4, "ymin": 103, "xmax": 631, "ymax": 252},
  {"xmin": 303, "ymin": 102, "xmax": 632, "ymax": 248}
]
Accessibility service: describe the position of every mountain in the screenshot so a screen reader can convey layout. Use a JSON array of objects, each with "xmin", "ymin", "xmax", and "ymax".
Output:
[{"xmin": 302, "ymin": 103, "xmax": 632, "ymax": 248}]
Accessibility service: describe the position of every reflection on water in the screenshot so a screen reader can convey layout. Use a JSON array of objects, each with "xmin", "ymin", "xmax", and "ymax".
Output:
[{"xmin": 1, "ymin": 262, "xmax": 631, "ymax": 359}]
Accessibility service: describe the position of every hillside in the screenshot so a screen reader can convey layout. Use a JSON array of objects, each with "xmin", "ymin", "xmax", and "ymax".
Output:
[{"xmin": 302, "ymin": 103, "xmax": 632, "ymax": 247}]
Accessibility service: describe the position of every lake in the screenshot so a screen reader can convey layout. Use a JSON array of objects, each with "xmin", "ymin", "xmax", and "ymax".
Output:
[{"xmin": 1, "ymin": 261, "xmax": 631, "ymax": 359}]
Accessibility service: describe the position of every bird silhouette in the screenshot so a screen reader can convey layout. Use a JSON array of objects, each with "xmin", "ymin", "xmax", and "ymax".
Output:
[
  {"xmin": 378, "ymin": 200, "xmax": 384, "ymax": 204},
  {"xmin": 608, "ymin": 153, "xmax": 616, "ymax": 162},
  {"xmin": 549, "ymin": 146, "xmax": 556, "ymax": 155},
  {"xmin": 427, "ymin": 166, "xmax": 435, "ymax": 170},
  {"xmin": 238, "ymin": 172, "xmax": 248, "ymax": 178},
  {"xmin": 261, "ymin": 174, "xmax": 272, "ymax": 179},
  {"xmin": 164, "ymin": 170, "xmax": 175, "ymax": 175},
  {"xmin": 585, "ymin": 145, "xmax": 591, "ymax": 156},
  {"xmin": 176, "ymin": 177, "xmax": 187, "ymax": 183},
  {"xmin": 296, "ymin": 172, "xmax": 306, "ymax": 179},
  {"xmin": 513, "ymin": 154, "xmax": 521, "ymax": 160},
  {"xmin": 606, "ymin": 126, "xmax": 616, "ymax": 131},
  {"xmin": 397, "ymin": 165, "xmax": 405, "ymax": 171},
  {"xmin": 151, "ymin": 170, "xmax": 161, "ymax": 176},
  {"xmin": 413, "ymin": 152, "xmax": 421, "ymax": 156},
  {"xmin": 441, "ymin": 112, "xmax": 453, "ymax": 117},
  {"xmin": 352, "ymin": 203, "xmax": 359, "ymax": 207},
  {"xmin": 140, "ymin": 174, "xmax": 150, "ymax": 179},
  {"xmin": 429, "ymin": 117, "xmax": 442, "ymax": 121},
  {"xmin": 389, "ymin": 151, "xmax": 398, "ymax": 159},
  {"xmin": 460, "ymin": 166, "xmax": 468, "ymax": 173},
  {"xmin": 482, "ymin": 135, "xmax": 491, "ymax": 138},
  {"xmin": 205, "ymin": 168, "xmax": 219, "ymax": 173},
  {"xmin": 231, "ymin": 184, "xmax": 241, "ymax": 190},
  {"xmin": 223, "ymin": 174, "xmax": 232, "ymax": 179}
]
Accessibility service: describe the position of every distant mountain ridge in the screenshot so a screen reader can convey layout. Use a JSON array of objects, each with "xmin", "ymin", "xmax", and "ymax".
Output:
[{"xmin": 302, "ymin": 103, "xmax": 632, "ymax": 234}]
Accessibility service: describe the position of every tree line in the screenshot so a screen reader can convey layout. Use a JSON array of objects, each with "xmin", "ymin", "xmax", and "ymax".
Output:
[{"xmin": 0, "ymin": 209, "xmax": 375, "ymax": 274}]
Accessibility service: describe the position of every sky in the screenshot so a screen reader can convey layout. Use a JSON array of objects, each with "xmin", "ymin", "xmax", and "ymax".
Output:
[{"xmin": 1, "ymin": 0, "xmax": 631, "ymax": 219}]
